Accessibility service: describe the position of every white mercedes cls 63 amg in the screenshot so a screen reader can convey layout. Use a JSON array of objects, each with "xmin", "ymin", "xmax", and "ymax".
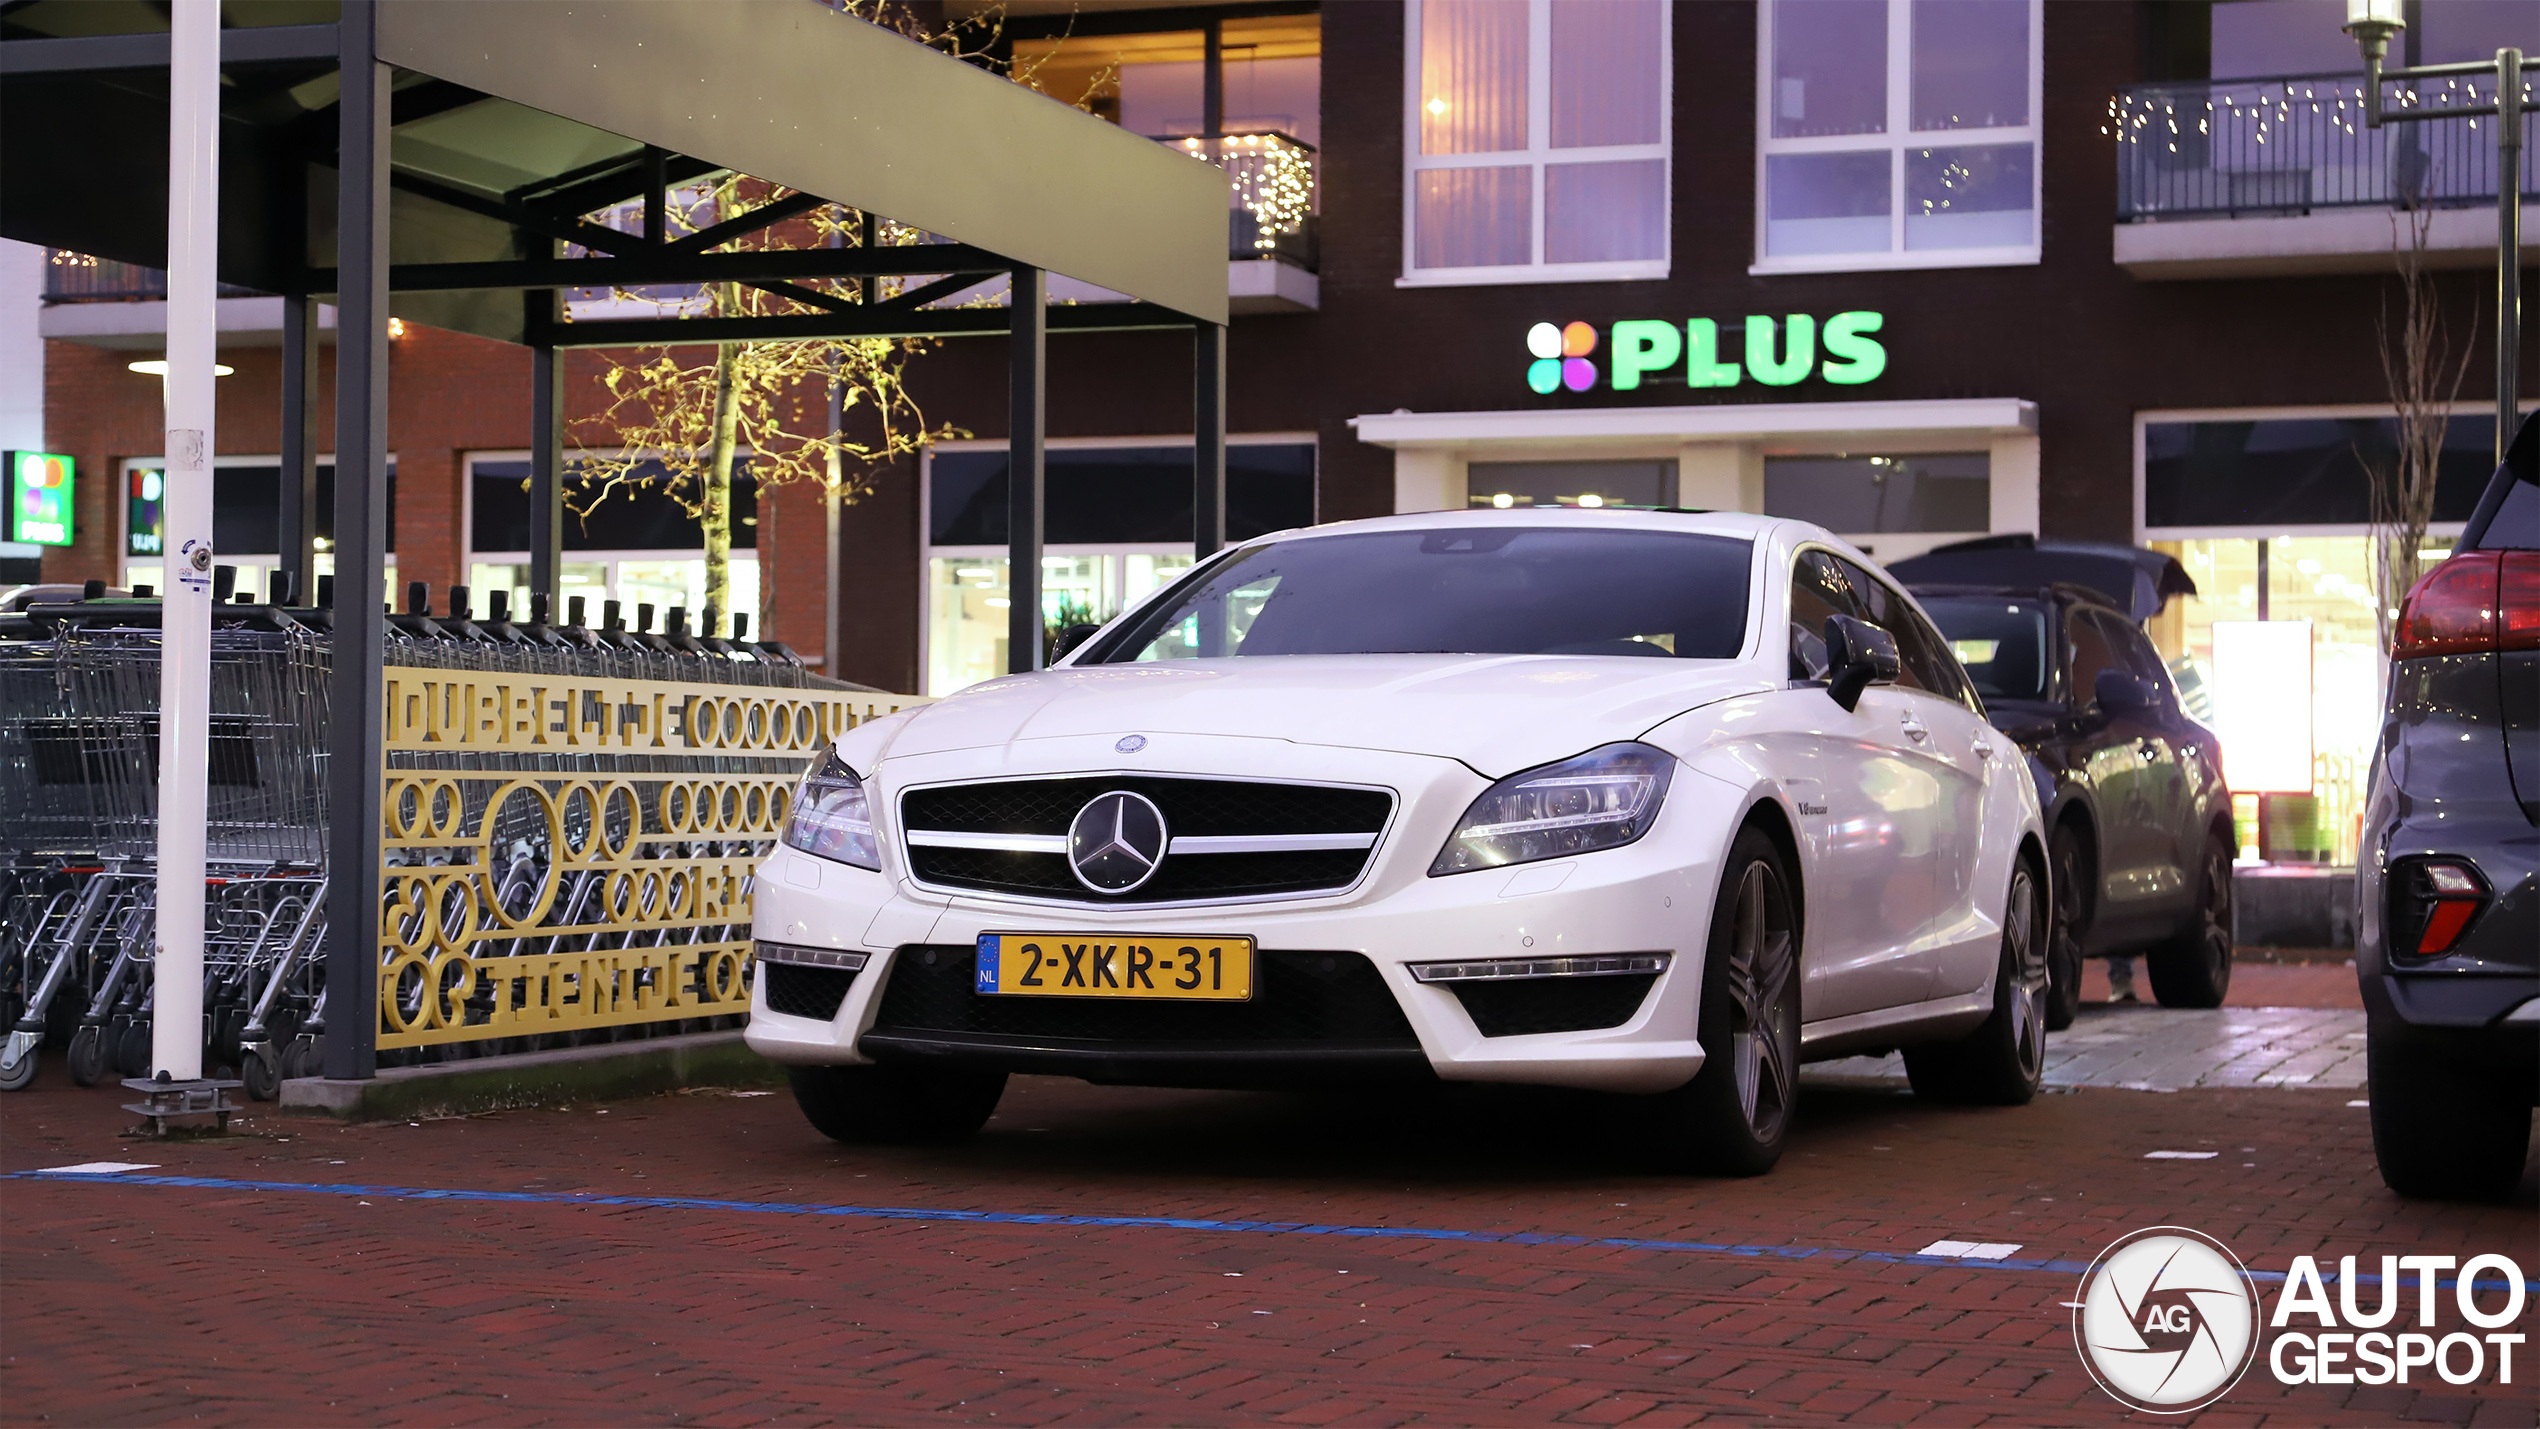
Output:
[{"xmin": 749, "ymin": 510, "xmax": 2050, "ymax": 1174}]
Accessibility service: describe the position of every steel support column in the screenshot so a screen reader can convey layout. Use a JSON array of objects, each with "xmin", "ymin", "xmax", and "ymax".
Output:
[
  {"xmin": 1007, "ymin": 267, "xmax": 1045, "ymax": 674},
  {"xmin": 529, "ymin": 336, "xmax": 565, "ymax": 611},
  {"xmin": 1194, "ymin": 321, "xmax": 1226, "ymax": 558},
  {"xmin": 322, "ymin": 0, "xmax": 389, "ymax": 1082},
  {"xmin": 2493, "ymin": 47, "xmax": 2523, "ymax": 463},
  {"xmin": 150, "ymin": 0, "xmax": 219, "ymax": 1083},
  {"xmin": 277, "ymin": 292, "xmax": 319, "ymax": 603}
]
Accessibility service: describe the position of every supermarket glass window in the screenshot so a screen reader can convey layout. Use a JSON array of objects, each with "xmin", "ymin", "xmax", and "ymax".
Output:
[
  {"xmin": 1757, "ymin": 0, "xmax": 2040, "ymax": 272},
  {"xmin": 463, "ymin": 454, "xmax": 762, "ymax": 635},
  {"xmin": 1403, "ymin": 0, "xmax": 1672, "ymax": 285},
  {"xmin": 1466, "ymin": 459, "xmax": 1676, "ymax": 510},
  {"xmin": 2140, "ymin": 413, "xmax": 2506, "ymax": 533},
  {"xmin": 1763, "ymin": 452, "xmax": 1990, "ymax": 535},
  {"xmin": 125, "ymin": 459, "xmax": 397, "ymax": 560},
  {"xmin": 923, "ymin": 442, "xmax": 1312, "ymax": 696},
  {"xmin": 2145, "ymin": 535, "xmax": 2423, "ymax": 868}
]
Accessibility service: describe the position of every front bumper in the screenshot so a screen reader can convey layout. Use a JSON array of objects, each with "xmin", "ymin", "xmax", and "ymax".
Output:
[{"xmin": 746, "ymin": 735, "xmax": 1730, "ymax": 1094}]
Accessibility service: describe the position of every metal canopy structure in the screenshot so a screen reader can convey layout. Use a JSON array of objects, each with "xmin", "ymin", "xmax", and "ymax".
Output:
[{"xmin": 0, "ymin": 0, "xmax": 1233, "ymax": 1082}]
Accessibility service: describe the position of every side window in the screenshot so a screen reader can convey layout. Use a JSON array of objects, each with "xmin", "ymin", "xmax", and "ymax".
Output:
[
  {"xmin": 2066, "ymin": 606, "xmax": 2123, "ymax": 712},
  {"xmin": 1832, "ymin": 557, "xmax": 1932, "ymax": 694},
  {"xmin": 2106, "ymin": 612, "xmax": 2178, "ymax": 709},
  {"xmin": 1788, "ymin": 550, "xmax": 1861, "ymax": 680},
  {"xmin": 1902, "ymin": 604, "xmax": 1980, "ymax": 711}
]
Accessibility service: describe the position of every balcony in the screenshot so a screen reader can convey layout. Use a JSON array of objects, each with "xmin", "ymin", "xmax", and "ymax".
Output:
[
  {"xmin": 2111, "ymin": 71, "xmax": 2537, "ymax": 280},
  {"xmin": 44, "ymin": 250, "xmax": 255, "ymax": 303},
  {"xmin": 1163, "ymin": 130, "xmax": 1318, "ymax": 313},
  {"xmin": 40, "ymin": 250, "xmax": 297, "ymax": 350}
]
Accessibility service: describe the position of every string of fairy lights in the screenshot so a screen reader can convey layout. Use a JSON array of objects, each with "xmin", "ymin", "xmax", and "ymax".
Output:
[
  {"xmin": 2104, "ymin": 69, "xmax": 2536, "ymax": 213},
  {"xmin": 1178, "ymin": 132, "xmax": 1316, "ymax": 253}
]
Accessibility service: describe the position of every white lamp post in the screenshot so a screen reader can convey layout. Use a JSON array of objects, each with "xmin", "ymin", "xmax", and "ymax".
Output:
[{"xmin": 2344, "ymin": 0, "xmax": 2525, "ymax": 461}]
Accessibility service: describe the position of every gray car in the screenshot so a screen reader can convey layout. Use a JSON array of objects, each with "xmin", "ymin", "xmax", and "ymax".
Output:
[{"xmin": 2356, "ymin": 413, "xmax": 2539, "ymax": 1200}]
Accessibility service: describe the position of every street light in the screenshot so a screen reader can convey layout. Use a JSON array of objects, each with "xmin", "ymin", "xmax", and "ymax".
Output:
[{"xmin": 2343, "ymin": 0, "xmax": 2526, "ymax": 462}]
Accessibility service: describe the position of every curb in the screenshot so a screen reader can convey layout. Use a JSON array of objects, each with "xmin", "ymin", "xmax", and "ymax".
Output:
[{"xmin": 276, "ymin": 1031, "xmax": 786, "ymax": 1121}]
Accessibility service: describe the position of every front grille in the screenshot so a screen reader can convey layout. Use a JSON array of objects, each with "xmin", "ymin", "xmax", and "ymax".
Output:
[
  {"xmin": 901, "ymin": 776, "xmax": 1392, "ymax": 903},
  {"xmin": 762, "ymin": 963, "xmax": 857, "ymax": 1021},
  {"xmin": 868, "ymin": 944, "xmax": 1419, "ymax": 1046},
  {"xmin": 1448, "ymin": 974, "xmax": 1659, "ymax": 1037}
]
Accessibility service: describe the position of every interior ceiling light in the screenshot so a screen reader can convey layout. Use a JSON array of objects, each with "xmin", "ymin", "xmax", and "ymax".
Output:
[{"xmin": 128, "ymin": 359, "xmax": 235, "ymax": 377}]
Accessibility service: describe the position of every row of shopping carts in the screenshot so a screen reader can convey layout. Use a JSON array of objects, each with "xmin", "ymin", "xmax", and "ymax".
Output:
[{"xmin": 0, "ymin": 576, "xmax": 831, "ymax": 1095}]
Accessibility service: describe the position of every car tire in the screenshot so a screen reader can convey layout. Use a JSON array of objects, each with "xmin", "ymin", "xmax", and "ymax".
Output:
[
  {"xmin": 2148, "ymin": 833, "xmax": 2233, "ymax": 1009},
  {"xmin": 1632, "ymin": 826, "xmax": 1801, "ymax": 1177},
  {"xmin": 788, "ymin": 1063, "xmax": 1008, "ymax": 1146},
  {"xmin": 2045, "ymin": 827, "xmax": 2087, "ymax": 1032},
  {"xmin": 2367, "ymin": 1030, "xmax": 2533, "ymax": 1201},
  {"xmin": 1903, "ymin": 858, "xmax": 2048, "ymax": 1106}
]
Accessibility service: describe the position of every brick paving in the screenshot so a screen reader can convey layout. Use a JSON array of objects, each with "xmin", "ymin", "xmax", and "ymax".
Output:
[
  {"xmin": 3, "ymin": 1038, "xmax": 2532, "ymax": 1427},
  {"xmin": 1811, "ymin": 1003, "xmax": 2370, "ymax": 1092}
]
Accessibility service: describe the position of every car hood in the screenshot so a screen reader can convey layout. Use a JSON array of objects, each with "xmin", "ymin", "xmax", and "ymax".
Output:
[{"xmin": 882, "ymin": 655, "xmax": 1773, "ymax": 778}]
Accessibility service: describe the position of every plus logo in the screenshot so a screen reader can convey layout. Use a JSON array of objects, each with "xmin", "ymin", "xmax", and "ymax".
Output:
[{"xmin": 1524, "ymin": 321, "xmax": 1599, "ymax": 394}]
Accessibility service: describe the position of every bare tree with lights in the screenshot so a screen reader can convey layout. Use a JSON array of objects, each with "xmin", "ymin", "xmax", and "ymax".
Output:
[
  {"xmin": 2364, "ymin": 201, "xmax": 2476, "ymax": 654},
  {"xmin": 568, "ymin": 0, "xmax": 1108, "ymax": 637}
]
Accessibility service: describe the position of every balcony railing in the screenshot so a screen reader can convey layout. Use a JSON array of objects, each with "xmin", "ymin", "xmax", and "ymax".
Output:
[
  {"xmin": 45, "ymin": 249, "xmax": 255, "ymax": 302},
  {"xmin": 2113, "ymin": 71, "xmax": 2537, "ymax": 222},
  {"xmin": 1159, "ymin": 130, "xmax": 1318, "ymax": 269}
]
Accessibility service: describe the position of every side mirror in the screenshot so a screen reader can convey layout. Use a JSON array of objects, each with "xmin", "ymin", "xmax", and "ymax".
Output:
[
  {"xmin": 1049, "ymin": 622, "xmax": 1102, "ymax": 662},
  {"xmin": 1824, "ymin": 613, "xmax": 1901, "ymax": 712},
  {"xmin": 2093, "ymin": 667, "xmax": 2155, "ymax": 715}
]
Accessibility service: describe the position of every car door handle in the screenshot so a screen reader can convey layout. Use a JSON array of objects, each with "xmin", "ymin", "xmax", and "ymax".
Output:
[
  {"xmin": 1972, "ymin": 739, "xmax": 1995, "ymax": 760},
  {"xmin": 1901, "ymin": 718, "xmax": 1930, "ymax": 743}
]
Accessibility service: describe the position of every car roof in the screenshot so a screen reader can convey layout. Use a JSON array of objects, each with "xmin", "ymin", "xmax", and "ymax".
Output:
[
  {"xmin": 1237, "ymin": 506, "xmax": 1808, "ymax": 548},
  {"xmin": 1903, "ymin": 580, "xmax": 2135, "ymax": 621},
  {"xmin": 1887, "ymin": 537, "xmax": 2195, "ymax": 621}
]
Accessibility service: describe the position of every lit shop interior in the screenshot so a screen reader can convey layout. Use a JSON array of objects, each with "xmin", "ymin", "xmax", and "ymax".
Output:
[
  {"xmin": 463, "ymin": 455, "xmax": 759, "ymax": 630},
  {"xmin": 120, "ymin": 457, "xmax": 399, "ymax": 604},
  {"xmin": 2138, "ymin": 409, "xmax": 2523, "ymax": 868},
  {"xmin": 922, "ymin": 441, "xmax": 1315, "ymax": 695}
]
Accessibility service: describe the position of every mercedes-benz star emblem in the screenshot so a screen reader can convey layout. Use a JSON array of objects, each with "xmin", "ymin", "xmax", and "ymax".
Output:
[
  {"xmin": 1114, "ymin": 734, "xmax": 1147, "ymax": 753},
  {"xmin": 1068, "ymin": 791, "xmax": 1168, "ymax": 894}
]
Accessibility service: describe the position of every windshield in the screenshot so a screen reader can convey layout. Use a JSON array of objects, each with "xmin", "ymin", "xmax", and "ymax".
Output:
[
  {"xmin": 1917, "ymin": 596, "xmax": 2050, "ymax": 702},
  {"xmin": 1088, "ymin": 526, "xmax": 1754, "ymax": 663}
]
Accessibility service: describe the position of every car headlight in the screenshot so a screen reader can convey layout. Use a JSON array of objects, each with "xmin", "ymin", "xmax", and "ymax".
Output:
[
  {"xmin": 782, "ymin": 748, "xmax": 880, "ymax": 870},
  {"xmin": 1429, "ymin": 742, "xmax": 1674, "ymax": 876}
]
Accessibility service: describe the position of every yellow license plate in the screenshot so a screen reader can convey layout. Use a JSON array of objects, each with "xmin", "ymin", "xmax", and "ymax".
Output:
[{"xmin": 974, "ymin": 933, "xmax": 1254, "ymax": 1001}]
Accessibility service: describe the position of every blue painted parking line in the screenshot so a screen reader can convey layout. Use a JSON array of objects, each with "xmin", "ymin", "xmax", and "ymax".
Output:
[{"xmin": 13, "ymin": 1170, "xmax": 2533, "ymax": 1292}]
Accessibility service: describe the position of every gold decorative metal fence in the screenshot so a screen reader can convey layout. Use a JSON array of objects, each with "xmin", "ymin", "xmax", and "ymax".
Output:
[{"xmin": 376, "ymin": 670, "xmax": 922, "ymax": 1051}]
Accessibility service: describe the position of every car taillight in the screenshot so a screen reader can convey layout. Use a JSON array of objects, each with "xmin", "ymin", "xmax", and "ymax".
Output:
[
  {"xmin": 2499, "ymin": 551, "xmax": 2540, "ymax": 652},
  {"xmin": 2389, "ymin": 858, "xmax": 2490, "ymax": 958},
  {"xmin": 2391, "ymin": 553, "xmax": 2500, "ymax": 658}
]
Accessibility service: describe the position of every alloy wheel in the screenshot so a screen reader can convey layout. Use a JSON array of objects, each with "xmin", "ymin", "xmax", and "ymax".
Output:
[
  {"xmin": 1725, "ymin": 861, "xmax": 1797, "ymax": 1143},
  {"xmin": 2197, "ymin": 846, "xmax": 2233, "ymax": 980},
  {"xmin": 2007, "ymin": 868, "xmax": 2047, "ymax": 1081}
]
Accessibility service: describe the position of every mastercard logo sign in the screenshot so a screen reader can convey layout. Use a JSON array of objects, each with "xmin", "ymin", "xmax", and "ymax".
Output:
[{"xmin": 7, "ymin": 451, "xmax": 75, "ymax": 547}]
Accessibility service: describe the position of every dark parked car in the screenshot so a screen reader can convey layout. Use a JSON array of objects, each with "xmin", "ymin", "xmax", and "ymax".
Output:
[
  {"xmin": 1894, "ymin": 537, "xmax": 2235, "ymax": 1027},
  {"xmin": 2356, "ymin": 413, "xmax": 2538, "ymax": 1200}
]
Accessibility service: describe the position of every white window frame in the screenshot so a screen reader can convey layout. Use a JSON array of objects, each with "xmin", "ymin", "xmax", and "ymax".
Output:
[
  {"xmin": 1398, "ymin": 0, "xmax": 1673, "ymax": 289},
  {"xmin": 1752, "ymin": 0, "xmax": 2043, "ymax": 276}
]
